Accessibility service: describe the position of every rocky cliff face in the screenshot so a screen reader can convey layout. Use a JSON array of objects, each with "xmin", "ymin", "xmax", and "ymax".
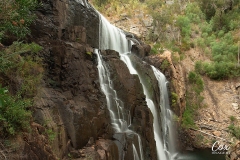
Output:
[{"xmin": 17, "ymin": 0, "xmax": 157, "ymax": 159}]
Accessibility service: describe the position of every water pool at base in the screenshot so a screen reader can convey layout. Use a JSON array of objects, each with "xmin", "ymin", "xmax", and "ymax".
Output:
[{"xmin": 176, "ymin": 149, "xmax": 226, "ymax": 160}]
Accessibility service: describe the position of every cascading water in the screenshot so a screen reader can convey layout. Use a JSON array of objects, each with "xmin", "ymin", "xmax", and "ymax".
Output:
[
  {"xmin": 96, "ymin": 10, "xmax": 177, "ymax": 160},
  {"xmin": 95, "ymin": 47, "xmax": 144, "ymax": 160},
  {"xmin": 120, "ymin": 56, "xmax": 168, "ymax": 160},
  {"xmin": 96, "ymin": 12, "xmax": 144, "ymax": 160},
  {"xmin": 152, "ymin": 66, "xmax": 177, "ymax": 159}
]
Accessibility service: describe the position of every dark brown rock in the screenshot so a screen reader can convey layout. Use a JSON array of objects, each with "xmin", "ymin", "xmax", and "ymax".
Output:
[
  {"xmin": 100, "ymin": 50, "xmax": 157, "ymax": 160},
  {"xmin": 17, "ymin": 0, "xmax": 159, "ymax": 159},
  {"xmin": 131, "ymin": 44, "xmax": 151, "ymax": 58}
]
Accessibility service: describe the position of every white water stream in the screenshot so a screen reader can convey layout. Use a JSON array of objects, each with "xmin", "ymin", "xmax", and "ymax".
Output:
[{"xmin": 96, "ymin": 11, "xmax": 176, "ymax": 160}]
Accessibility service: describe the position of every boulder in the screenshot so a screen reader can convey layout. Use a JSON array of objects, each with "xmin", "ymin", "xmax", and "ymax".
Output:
[
  {"xmin": 131, "ymin": 44, "xmax": 151, "ymax": 58},
  {"xmin": 232, "ymin": 103, "xmax": 239, "ymax": 110},
  {"xmin": 212, "ymin": 131, "xmax": 222, "ymax": 137}
]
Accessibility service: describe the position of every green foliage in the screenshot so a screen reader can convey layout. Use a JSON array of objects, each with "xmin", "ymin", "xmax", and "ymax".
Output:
[
  {"xmin": 182, "ymin": 102, "xmax": 196, "ymax": 129},
  {"xmin": 176, "ymin": 16, "xmax": 191, "ymax": 37},
  {"xmin": 0, "ymin": 86, "xmax": 31, "ymax": 136},
  {"xmin": 200, "ymin": 21, "xmax": 212, "ymax": 34},
  {"xmin": 92, "ymin": 0, "xmax": 109, "ymax": 7},
  {"xmin": 0, "ymin": 0, "xmax": 39, "ymax": 40},
  {"xmin": 211, "ymin": 33, "xmax": 237, "ymax": 61},
  {"xmin": 0, "ymin": 42, "xmax": 43, "ymax": 72},
  {"xmin": 188, "ymin": 71, "xmax": 204, "ymax": 94},
  {"xmin": 86, "ymin": 51, "xmax": 93, "ymax": 58},
  {"xmin": 0, "ymin": 42, "xmax": 43, "ymax": 98},
  {"xmin": 160, "ymin": 59, "xmax": 170, "ymax": 70},
  {"xmin": 185, "ymin": 3, "xmax": 205, "ymax": 24},
  {"xmin": 195, "ymin": 27, "xmax": 239, "ymax": 79},
  {"xmin": 228, "ymin": 124, "xmax": 240, "ymax": 139},
  {"xmin": 146, "ymin": 0, "xmax": 163, "ymax": 10},
  {"xmin": 0, "ymin": 0, "xmax": 43, "ymax": 142},
  {"xmin": 17, "ymin": 56, "xmax": 43, "ymax": 97},
  {"xmin": 195, "ymin": 61, "xmax": 240, "ymax": 80},
  {"xmin": 46, "ymin": 129, "xmax": 56, "ymax": 142},
  {"xmin": 171, "ymin": 92, "xmax": 178, "ymax": 109},
  {"xmin": 182, "ymin": 71, "xmax": 204, "ymax": 129},
  {"xmin": 229, "ymin": 116, "xmax": 236, "ymax": 122},
  {"xmin": 150, "ymin": 43, "xmax": 164, "ymax": 55},
  {"xmin": 0, "ymin": 42, "xmax": 42, "ymax": 137}
]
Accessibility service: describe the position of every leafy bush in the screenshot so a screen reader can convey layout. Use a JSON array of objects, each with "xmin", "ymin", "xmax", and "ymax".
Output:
[
  {"xmin": 196, "ymin": 61, "xmax": 240, "ymax": 80},
  {"xmin": 93, "ymin": 0, "xmax": 109, "ymax": 6},
  {"xmin": 188, "ymin": 71, "xmax": 204, "ymax": 94},
  {"xmin": 195, "ymin": 29, "xmax": 239, "ymax": 80},
  {"xmin": 228, "ymin": 124, "xmax": 240, "ymax": 139},
  {"xmin": 0, "ymin": 0, "xmax": 43, "ymax": 140},
  {"xmin": 171, "ymin": 92, "xmax": 178, "ymax": 109},
  {"xmin": 150, "ymin": 43, "xmax": 164, "ymax": 55},
  {"xmin": 176, "ymin": 16, "xmax": 191, "ymax": 37},
  {"xmin": 185, "ymin": 3, "xmax": 204, "ymax": 24},
  {"xmin": 0, "ymin": 86, "xmax": 31, "ymax": 136},
  {"xmin": 182, "ymin": 102, "xmax": 196, "ymax": 129},
  {"xmin": 0, "ymin": 42, "xmax": 43, "ymax": 98},
  {"xmin": 160, "ymin": 59, "xmax": 170, "ymax": 70},
  {"xmin": 45, "ymin": 128, "xmax": 56, "ymax": 142},
  {"xmin": 0, "ymin": 42, "xmax": 42, "ymax": 72},
  {"xmin": 0, "ymin": 0, "xmax": 39, "ymax": 40},
  {"xmin": 200, "ymin": 22, "xmax": 212, "ymax": 34},
  {"xmin": 229, "ymin": 116, "xmax": 236, "ymax": 122},
  {"xmin": 182, "ymin": 71, "xmax": 204, "ymax": 129}
]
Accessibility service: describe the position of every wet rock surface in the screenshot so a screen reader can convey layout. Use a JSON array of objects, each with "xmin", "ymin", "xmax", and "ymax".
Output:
[{"xmin": 100, "ymin": 49, "xmax": 157, "ymax": 160}]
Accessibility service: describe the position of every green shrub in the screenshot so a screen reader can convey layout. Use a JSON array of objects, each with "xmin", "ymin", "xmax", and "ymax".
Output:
[
  {"xmin": 0, "ymin": 42, "xmax": 42, "ymax": 72},
  {"xmin": 185, "ymin": 3, "xmax": 204, "ymax": 24},
  {"xmin": 217, "ymin": 30, "xmax": 225, "ymax": 38},
  {"xmin": 171, "ymin": 92, "xmax": 178, "ymax": 109},
  {"xmin": 0, "ymin": 0, "xmax": 43, "ymax": 140},
  {"xmin": 195, "ymin": 61, "xmax": 204, "ymax": 74},
  {"xmin": 0, "ymin": 0, "xmax": 39, "ymax": 40},
  {"xmin": 229, "ymin": 116, "xmax": 236, "ymax": 122},
  {"xmin": 182, "ymin": 72, "xmax": 204, "ymax": 129},
  {"xmin": 160, "ymin": 59, "xmax": 170, "ymax": 70},
  {"xmin": 228, "ymin": 124, "xmax": 240, "ymax": 139},
  {"xmin": 0, "ymin": 86, "xmax": 31, "ymax": 136},
  {"xmin": 176, "ymin": 16, "xmax": 191, "ymax": 37},
  {"xmin": 150, "ymin": 43, "xmax": 164, "ymax": 55},
  {"xmin": 182, "ymin": 103, "xmax": 196, "ymax": 129},
  {"xmin": 0, "ymin": 42, "xmax": 43, "ymax": 98},
  {"xmin": 196, "ymin": 38, "xmax": 206, "ymax": 49},
  {"xmin": 46, "ymin": 129, "xmax": 56, "ymax": 142},
  {"xmin": 17, "ymin": 56, "xmax": 43, "ymax": 97},
  {"xmin": 199, "ymin": 61, "xmax": 240, "ymax": 80},
  {"xmin": 200, "ymin": 22, "xmax": 212, "ymax": 34},
  {"xmin": 196, "ymin": 61, "xmax": 240, "ymax": 80},
  {"xmin": 188, "ymin": 71, "xmax": 204, "ymax": 94}
]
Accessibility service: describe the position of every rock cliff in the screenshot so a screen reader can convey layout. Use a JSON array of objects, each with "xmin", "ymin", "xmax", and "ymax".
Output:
[{"xmin": 15, "ymin": 0, "xmax": 157, "ymax": 159}]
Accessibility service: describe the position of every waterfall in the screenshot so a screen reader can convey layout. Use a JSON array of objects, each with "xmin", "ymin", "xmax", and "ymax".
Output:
[
  {"xmin": 99, "ymin": 13, "xmax": 131, "ymax": 53},
  {"xmin": 95, "ymin": 49, "xmax": 144, "ymax": 160},
  {"xmin": 96, "ymin": 10, "xmax": 177, "ymax": 160},
  {"xmin": 96, "ymin": 13, "xmax": 144, "ymax": 160},
  {"xmin": 119, "ymin": 55, "xmax": 168, "ymax": 160},
  {"xmin": 152, "ymin": 66, "xmax": 177, "ymax": 159}
]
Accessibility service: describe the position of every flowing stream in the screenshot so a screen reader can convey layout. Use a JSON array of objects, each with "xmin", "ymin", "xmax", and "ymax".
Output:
[
  {"xmin": 96, "ymin": 11, "xmax": 176, "ymax": 160},
  {"xmin": 152, "ymin": 67, "xmax": 177, "ymax": 159},
  {"xmin": 96, "ymin": 13, "xmax": 144, "ymax": 160}
]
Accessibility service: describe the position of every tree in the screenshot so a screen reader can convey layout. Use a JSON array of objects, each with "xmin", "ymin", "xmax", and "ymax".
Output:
[{"xmin": 0, "ymin": 0, "xmax": 38, "ymax": 41}]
